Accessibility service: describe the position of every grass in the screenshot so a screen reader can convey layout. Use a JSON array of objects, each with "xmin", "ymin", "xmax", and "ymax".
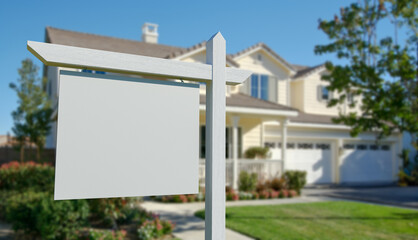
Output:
[{"xmin": 195, "ymin": 201, "xmax": 418, "ymax": 240}]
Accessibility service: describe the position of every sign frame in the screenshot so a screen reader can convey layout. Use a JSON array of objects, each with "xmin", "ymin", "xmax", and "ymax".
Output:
[{"xmin": 28, "ymin": 32, "xmax": 252, "ymax": 240}]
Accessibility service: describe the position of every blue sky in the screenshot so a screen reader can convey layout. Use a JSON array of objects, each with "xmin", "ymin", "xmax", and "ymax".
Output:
[{"xmin": 0, "ymin": 0, "xmax": 398, "ymax": 134}]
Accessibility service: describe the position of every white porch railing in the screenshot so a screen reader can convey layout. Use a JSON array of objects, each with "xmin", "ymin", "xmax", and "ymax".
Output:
[{"xmin": 199, "ymin": 159, "xmax": 283, "ymax": 187}]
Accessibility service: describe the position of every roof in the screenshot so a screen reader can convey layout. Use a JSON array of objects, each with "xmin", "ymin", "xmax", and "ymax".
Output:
[
  {"xmin": 167, "ymin": 41, "xmax": 239, "ymax": 67},
  {"xmin": 292, "ymin": 64, "xmax": 325, "ymax": 79},
  {"xmin": 231, "ymin": 42, "xmax": 296, "ymax": 72},
  {"xmin": 45, "ymin": 27, "xmax": 185, "ymax": 58},
  {"xmin": 289, "ymin": 112, "xmax": 337, "ymax": 125},
  {"xmin": 45, "ymin": 27, "xmax": 239, "ymax": 67},
  {"xmin": 200, "ymin": 93, "xmax": 297, "ymax": 112}
]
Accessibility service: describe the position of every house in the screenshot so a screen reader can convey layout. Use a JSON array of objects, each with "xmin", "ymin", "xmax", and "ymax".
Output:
[{"xmin": 43, "ymin": 23, "xmax": 403, "ymax": 186}]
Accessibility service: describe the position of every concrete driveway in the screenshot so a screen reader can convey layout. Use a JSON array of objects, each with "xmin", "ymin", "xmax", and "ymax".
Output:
[{"xmin": 303, "ymin": 186, "xmax": 418, "ymax": 209}]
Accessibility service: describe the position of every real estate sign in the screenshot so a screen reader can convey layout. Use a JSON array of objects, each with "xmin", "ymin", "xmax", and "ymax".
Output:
[{"xmin": 54, "ymin": 71, "xmax": 199, "ymax": 200}]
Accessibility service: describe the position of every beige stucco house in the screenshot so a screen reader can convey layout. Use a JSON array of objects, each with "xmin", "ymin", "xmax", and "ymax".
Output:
[{"xmin": 44, "ymin": 24, "xmax": 403, "ymax": 186}]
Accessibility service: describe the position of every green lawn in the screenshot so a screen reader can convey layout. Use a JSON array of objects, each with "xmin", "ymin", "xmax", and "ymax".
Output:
[{"xmin": 195, "ymin": 201, "xmax": 418, "ymax": 240}]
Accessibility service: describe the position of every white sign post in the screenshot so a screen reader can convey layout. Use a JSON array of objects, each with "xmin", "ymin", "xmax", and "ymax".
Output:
[{"xmin": 28, "ymin": 32, "xmax": 251, "ymax": 240}]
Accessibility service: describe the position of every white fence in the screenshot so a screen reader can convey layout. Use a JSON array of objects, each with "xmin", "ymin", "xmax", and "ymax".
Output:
[{"xmin": 199, "ymin": 159, "xmax": 283, "ymax": 187}]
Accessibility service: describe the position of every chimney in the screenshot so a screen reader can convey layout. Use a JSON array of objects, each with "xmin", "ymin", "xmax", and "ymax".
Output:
[{"xmin": 142, "ymin": 23, "xmax": 159, "ymax": 44}]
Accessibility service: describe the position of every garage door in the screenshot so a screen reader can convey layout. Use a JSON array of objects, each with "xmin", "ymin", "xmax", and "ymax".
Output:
[
  {"xmin": 267, "ymin": 140, "xmax": 333, "ymax": 184},
  {"xmin": 340, "ymin": 142, "xmax": 393, "ymax": 183}
]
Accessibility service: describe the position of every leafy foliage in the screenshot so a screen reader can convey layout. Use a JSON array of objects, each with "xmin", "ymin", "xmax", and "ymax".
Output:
[
  {"xmin": 0, "ymin": 161, "xmax": 54, "ymax": 192},
  {"xmin": 10, "ymin": 59, "xmax": 53, "ymax": 162},
  {"xmin": 315, "ymin": 0, "xmax": 417, "ymax": 140},
  {"xmin": 238, "ymin": 171, "xmax": 258, "ymax": 192},
  {"xmin": 284, "ymin": 170, "xmax": 307, "ymax": 194},
  {"xmin": 244, "ymin": 147, "xmax": 270, "ymax": 159},
  {"xmin": 5, "ymin": 191, "xmax": 89, "ymax": 240}
]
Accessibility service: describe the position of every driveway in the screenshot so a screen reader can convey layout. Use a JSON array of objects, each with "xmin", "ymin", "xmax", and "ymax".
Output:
[{"xmin": 303, "ymin": 186, "xmax": 418, "ymax": 209}]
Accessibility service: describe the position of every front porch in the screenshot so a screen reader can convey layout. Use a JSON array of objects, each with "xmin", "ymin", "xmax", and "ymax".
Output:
[
  {"xmin": 199, "ymin": 93, "xmax": 299, "ymax": 189},
  {"xmin": 199, "ymin": 158, "xmax": 284, "ymax": 188}
]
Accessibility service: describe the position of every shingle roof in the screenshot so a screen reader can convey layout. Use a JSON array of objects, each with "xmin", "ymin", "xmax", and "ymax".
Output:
[
  {"xmin": 200, "ymin": 93, "xmax": 297, "ymax": 112},
  {"xmin": 292, "ymin": 64, "xmax": 325, "ymax": 79},
  {"xmin": 289, "ymin": 111, "xmax": 336, "ymax": 125},
  {"xmin": 166, "ymin": 41, "xmax": 239, "ymax": 67},
  {"xmin": 45, "ymin": 27, "xmax": 239, "ymax": 67},
  {"xmin": 231, "ymin": 42, "xmax": 295, "ymax": 72},
  {"xmin": 45, "ymin": 26, "xmax": 185, "ymax": 58}
]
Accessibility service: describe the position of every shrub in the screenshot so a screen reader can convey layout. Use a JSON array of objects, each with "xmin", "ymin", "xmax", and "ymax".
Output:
[
  {"xmin": 5, "ymin": 191, "xmax": 89, "ymax": 240},
  {"xmin": 270, "ymin": 177, "xmax": 287, "ymax": 191},
  {"xmin": 137, "ymin": 217, "xmax": 174, "ymax": 240},
  {"xmin": 244, "ymin": 147, "xmax": 270, "ymax": 159},
  {"xmin": 226, "ymin": 190, "xmax": 239, "ymax": 201},
  {"xmin": 238, "ymin": 171, "xmax": 258, "ymax": 192},
  {"xmin": 0, "ymin": 161, "xmax": 54, "ymax": 192},
  {"xmin": 79, "ymin": 229, "xmax": 127, "ymax": 240},
  {"xmin": 88, "ymin": 197, "xmax": 140, "ymax": 228},
  {"xmin": 289, "ymin": 190, "xmax": 298, "ymax": 198},
  {"xmin": 284, "ymin": 170, "xmax": 307, "ymax": 194},
  {"xmin": 259, "ymin": 190, "xmax": 269, "ymax": 199},
  {"xmin": 269, "ymin": 190, "xmax": 279, "ymax": 198}
]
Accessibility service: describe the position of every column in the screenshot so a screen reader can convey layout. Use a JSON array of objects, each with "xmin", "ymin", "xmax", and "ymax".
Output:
[
  {"xmin": 280, "ymin": 118, "xmax": 288, "ymax": 172},
  {"xmin": 232, "ymin": 116, "xmax": 240, "ymax": 190}
]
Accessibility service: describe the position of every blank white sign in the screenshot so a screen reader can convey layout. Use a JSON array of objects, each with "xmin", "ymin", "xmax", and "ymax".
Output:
[{"xmin": 54, "ymin": 71, "xmax": 199, "ymax": 200}]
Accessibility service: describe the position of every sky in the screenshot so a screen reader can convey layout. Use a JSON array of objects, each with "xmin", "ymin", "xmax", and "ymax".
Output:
[{"xmin": 0, "ymin": 0, "xmax": 400, "ymax": 134}]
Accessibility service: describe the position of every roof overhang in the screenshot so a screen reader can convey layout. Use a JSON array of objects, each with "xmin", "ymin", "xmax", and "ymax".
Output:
[{"xmin": 199, "ymin": 105, "xmax": 298, "ymax": 118}]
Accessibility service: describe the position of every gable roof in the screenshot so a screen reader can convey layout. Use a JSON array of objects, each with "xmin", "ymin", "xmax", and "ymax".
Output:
[
  {"xmin": 231, "ymin": 42, "xmax": 296, "ymax": 72},
  {"xmin": 166, "ymin": 41, "xmax": 239, "ymax": 67},
  {"xmin": 292, "ymin": 64, "xmax": 325, "ymax": 80}
]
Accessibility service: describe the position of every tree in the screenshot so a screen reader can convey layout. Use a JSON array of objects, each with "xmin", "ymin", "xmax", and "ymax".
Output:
[
  {"xmin": 10, "ymin": 59, "xmax": 53, "ymax": 162},
  {"xmin": 314, "ymin": 0, "xmax": 417, "ymax": 143}
]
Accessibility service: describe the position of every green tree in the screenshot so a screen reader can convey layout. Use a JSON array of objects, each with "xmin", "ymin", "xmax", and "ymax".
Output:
[
  {"xmin": 314, "ymin": 0, "xmax": 417, "ymax": 143},
  {"xmin": 10, "ymin": 59, "xmax": 53, "ymax": 162}
]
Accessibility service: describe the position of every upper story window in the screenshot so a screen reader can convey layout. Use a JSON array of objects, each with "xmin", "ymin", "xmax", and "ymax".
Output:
[
  {"xmin": 318, "ymin": 85, "xmax": 332, "ymax": 101},
  {"xmin": 82, "ymin": 69, "xmax": 106, "ymax": 74},
  {"xmin": 347, "ymin": 93, "xmax": 354, "ymax": 104},
  {"xmin": 251, "ymin": 74, "xmax": 269, "ymax": 101}
]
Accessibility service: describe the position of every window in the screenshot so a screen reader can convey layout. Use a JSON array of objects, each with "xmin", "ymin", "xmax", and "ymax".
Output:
[
  {"xmin": 321, "ymin": 86, "xmax": 329, "ymax": 100},
  {"xmin": 316, "ymin": 143, "xmax": 330, "ymax": 150},
  {"xmin": 347, "ymin": 93, "xmax": 354, "ymax": 104},
  {"xmin": 264, "ymin": 142, "xmax": 275, "ymax": 148},
  {"xmin": 82, "ymin": 69, "xmax": 106, "ymax": 74},
  {"xmin": 343, "ymin": 144, "xmax": 355, "ymax": 149},
  {"xmin": 381, "ymin": 145, "xmax": 390, "ymax": 151},
  {"xmin": 286, "ymin": 143, "xmax": 295, "ymax": 149},
  {"xmin": 251, "ymin": 74, "xmax": 269, "ymax": 101},
  {"xmin": 298, "ymin": 143, "xmax": 314, "ymax": 149},
  {"xmin": 357, "ymin": 144, "xmax": 368, "ymax": 150}
]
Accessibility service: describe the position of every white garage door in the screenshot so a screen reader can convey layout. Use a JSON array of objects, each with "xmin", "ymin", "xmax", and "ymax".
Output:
[
  {"xmin": 340, "ymin": 142, "xmax": 393, "ymax": 183},
  {"xmin": 267, "ymin": 140, "xmax": 333, "ymax": 184}
]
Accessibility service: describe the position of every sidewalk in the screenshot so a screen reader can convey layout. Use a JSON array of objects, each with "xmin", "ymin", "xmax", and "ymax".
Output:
[{"xmin": 141, "ymin": 196, "xmax": 335, "ymax": 240}]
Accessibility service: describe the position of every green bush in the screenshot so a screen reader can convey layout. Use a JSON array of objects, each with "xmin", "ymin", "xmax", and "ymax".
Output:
[
  {"xmin": 284, "ymin": 170, "xmax": 307, "ymax": 194},
  {"xmin": 270, "ymin": 177, "xmax": 287, "ymax": 191},
  {"xmin": 78, "ymin": 229, "xmax": 127, "ymax": 240},
  {"xmin": 88, "ymin": 197, "xmax": 141, "ymax": 228},
  {"xmin": 137, "ymin": 217, "xmax": 174, "ymax": 240},
  {"xmin": 244, "ymin": 147, "xmax": 270, "ymax": 159},
  {"xmin": 0, "ymin": 161, "xmax": 54, "ymax": 192},
  {"xmin": 5, "ymin": 191, "xmax": 89, "ymax": 240},
  {"xmin": 238, "ymin": 171, "xmax": 258, "ymax": 192}
]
